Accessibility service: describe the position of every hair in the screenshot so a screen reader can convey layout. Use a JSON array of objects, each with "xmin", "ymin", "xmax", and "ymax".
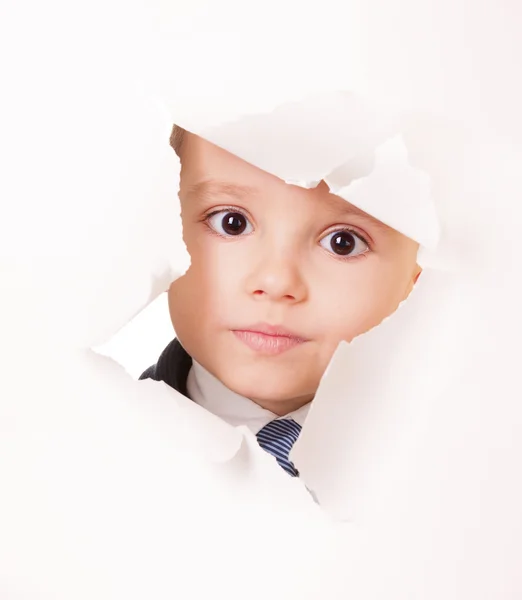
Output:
[{"xmin": 170, "ymin": 124, "xmax": 186, "ymax": 157}]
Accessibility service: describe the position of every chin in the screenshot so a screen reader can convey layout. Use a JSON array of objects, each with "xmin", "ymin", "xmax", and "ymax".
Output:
[{"xmin": 218, "ymin": 366, "xmax": 314, "ymax": 406}]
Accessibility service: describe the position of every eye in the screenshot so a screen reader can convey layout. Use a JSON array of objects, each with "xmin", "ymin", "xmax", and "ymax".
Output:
[
  {"xmin": 206, "ymin": 210, "xmax": 254, "ymax": 237},
  {"xmin": 319, "ymin": 229, "xmax": 369, "ymax": 258}
]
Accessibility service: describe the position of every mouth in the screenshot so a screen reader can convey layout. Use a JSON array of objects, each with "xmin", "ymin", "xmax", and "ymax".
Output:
[{"xmin": 231, "ymin": 323, "xmax": 309, "ymax": 356}]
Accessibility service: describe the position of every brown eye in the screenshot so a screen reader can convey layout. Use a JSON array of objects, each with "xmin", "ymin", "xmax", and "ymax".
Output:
[
  {"xmin": 331, "ymin": 231, "xmax": 355, "ymax": 255},
  {"xmin": 222, "ymin": 212, "xmax": 247, "ymax": 235},
  {"xmin": 207, "ymin": 210, "xmax": 253, "ymax": 237},
  {"xmin": 320, "ymin": 230, "xmax": 369, "ymax": 258}
]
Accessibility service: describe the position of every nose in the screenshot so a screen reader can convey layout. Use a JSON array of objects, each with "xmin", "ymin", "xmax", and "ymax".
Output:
[{"xmin": 244, "ymin": 250, "xmax": 308, "ymax": 304}]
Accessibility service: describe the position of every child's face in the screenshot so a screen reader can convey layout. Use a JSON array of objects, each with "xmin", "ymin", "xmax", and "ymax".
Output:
[{"xmin": 169, "ymin": 133, "xmax": 420, "ymax": 414}]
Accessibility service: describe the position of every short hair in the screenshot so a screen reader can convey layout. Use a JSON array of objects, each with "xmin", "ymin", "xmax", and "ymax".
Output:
[{"xmin": 170, "ymin": 124, "xmax": 186, "ymax": 157}]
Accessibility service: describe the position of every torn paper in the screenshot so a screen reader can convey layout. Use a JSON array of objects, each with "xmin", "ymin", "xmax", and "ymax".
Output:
[
  {"xmin": 152, "ymin": 0, "xmax": 522, "ymax": 148},
  {"xmin": 325, "ymin": 135, "xmax": 438, "ymax": 249},
  {"xmin": 176, "ymin": 92, "xmax": 439, "ymax": 249},
  {"xmin": 161, "ymin": 39, "xmax": 521, "ymax": 600},
  {"xmin": 0, "ymin": 7, "xmax": 337, "ymax": 599},
  {"xmin": 0, "ymin": 350, "xmax": 335, "ymax": 600},
  {"xmin": 292, "ymin": 141, "xmax": 522, "ymax": 598},
  {"xmin": 2, "ymin": 0, "xmax": 522, "ymax": 599},
  {"xmin": 1, "ymin": 76, "xmax": 188, "ymax": 350}
]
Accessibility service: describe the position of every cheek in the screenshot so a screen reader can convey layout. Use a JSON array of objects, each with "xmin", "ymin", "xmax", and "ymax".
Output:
[
  {"xmin": 314, "ymin": 261, "xmax": 409, "ymax": 341},
  {"xmin": 193, "ymin": 236, "xmax": 243, "ymax": 297},
  {"xmin": 170, "ymin": 232, "xmax": 244, "ymax": 319}
]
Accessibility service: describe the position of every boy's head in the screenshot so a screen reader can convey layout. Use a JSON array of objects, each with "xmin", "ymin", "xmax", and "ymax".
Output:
[{"xmin": 168, "ymin": 126, "xmax": 421, "ymax": 415}]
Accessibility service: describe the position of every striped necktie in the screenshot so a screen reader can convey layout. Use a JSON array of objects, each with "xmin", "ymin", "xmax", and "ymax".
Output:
[{"xmin": 256, "ymin": 418, "xmax": 302, "ymax": 477}]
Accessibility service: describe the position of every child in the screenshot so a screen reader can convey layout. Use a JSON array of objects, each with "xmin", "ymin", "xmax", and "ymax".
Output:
[{"xmin": 141, "ymin": 125, "xmax": 421, "ymax": 476}]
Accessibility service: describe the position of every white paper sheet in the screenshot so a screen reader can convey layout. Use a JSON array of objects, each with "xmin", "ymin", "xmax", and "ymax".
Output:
[
  {"xmin": 2, "ymin": 0, "xmax": 522, "ymax": 598},
  {"xmin": 0, "ymin": 350, "xmax": 335, "ymax": 599}
]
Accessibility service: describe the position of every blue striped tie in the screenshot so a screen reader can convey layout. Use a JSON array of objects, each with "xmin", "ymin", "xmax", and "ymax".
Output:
[{"xmin": 256, "ymin": 418, "xmax": 302, "ymax": 477}]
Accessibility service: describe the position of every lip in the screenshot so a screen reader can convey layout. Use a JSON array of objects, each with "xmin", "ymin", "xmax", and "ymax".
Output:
[{"xmin": 231, "ymin": 323, "xmax": 309, "ymax": 356}]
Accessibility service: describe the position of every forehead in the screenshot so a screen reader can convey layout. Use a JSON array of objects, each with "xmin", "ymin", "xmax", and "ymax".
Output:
[
  {"xmin": 180, "ymin": 132, "xmax": 280, "ymax": 188},
  {"xmin": 180, "ymin": 133, "xmax": 393, "ymax": 228}
]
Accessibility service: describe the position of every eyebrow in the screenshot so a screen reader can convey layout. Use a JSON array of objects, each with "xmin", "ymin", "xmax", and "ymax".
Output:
[
  {"xmin": 184, "ymin": 180, "xmax": 257, "ymax": 202},
  {"xmin": 321, "ymin": 196, "xmax": 392, "ymax": 232},
  {"xmin": 184, "ymin": 179, "xmax": 392, "ymax": 232}
]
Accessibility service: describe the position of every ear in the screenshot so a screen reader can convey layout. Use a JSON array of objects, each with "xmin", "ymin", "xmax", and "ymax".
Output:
[{"xmin": 403, "ymin": 264, "xmax": 422, "ymax": 300}]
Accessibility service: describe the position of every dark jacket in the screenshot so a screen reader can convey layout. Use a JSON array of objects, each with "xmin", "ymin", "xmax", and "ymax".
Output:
[{"xmin": 139, "ymin": 338, "xmax": 193, "ymax": 398}]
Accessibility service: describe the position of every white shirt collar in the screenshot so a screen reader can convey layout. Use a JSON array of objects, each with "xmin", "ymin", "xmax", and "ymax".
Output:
[{"xmin": 186, "ymin": 360, "xmax": 310, "ymax": 435}]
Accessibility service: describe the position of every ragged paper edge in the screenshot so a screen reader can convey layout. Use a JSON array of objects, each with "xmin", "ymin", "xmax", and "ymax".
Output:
[
  {"xmin": 124, "ymin": 90, "xmax": 446, "ymax": 487},
  {"xmin": 289, "ymin": 273, "xmax": 431, "ymax": 520},
  {"xmin": 324, "ymin": 135, "xmax": 439, "ymax": 249},
  {"xmin": 172, "ymin": 92, "xmax": 440, "ymax": 250}
]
